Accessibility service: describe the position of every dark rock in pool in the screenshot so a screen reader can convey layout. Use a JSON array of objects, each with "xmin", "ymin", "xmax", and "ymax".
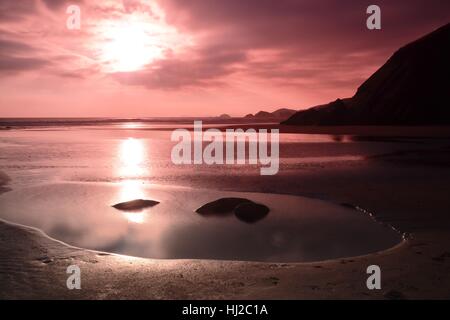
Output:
[
  {"xmin": 383, "ymin": 289, "xmax": 406, "ymax": 300},
  {"xmin": 112, "ymin": 199, "xmax": 159, "ymax": 211},
  {"xmin": 195, "ymin": 197, "xmax": 253, "ymax": 215},
  {"xmin": 234, "ymin": 202, "xmax": 269, "ymax": 223}
]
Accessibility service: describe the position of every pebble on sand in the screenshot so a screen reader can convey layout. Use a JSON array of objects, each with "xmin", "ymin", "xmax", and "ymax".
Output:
[
  {"xmin": 196, "ymin": 197, "xmax": 270, "ymax": 223},
  {"xmin": 195, "ymin": 197, "xmax": 253, "ymax": 215},
  {"xmin": 112, "ymin": 199, "xmax": 160, "ymax": 211},
  {"xmin": 234, "ymin": 202, "xmax": 270, "ymax": 223}
]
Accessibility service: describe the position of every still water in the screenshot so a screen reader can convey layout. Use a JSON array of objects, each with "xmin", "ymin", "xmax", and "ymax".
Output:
[{"xmin": 0, "ymin": 123, "xmax": 402, "ymax": 262}]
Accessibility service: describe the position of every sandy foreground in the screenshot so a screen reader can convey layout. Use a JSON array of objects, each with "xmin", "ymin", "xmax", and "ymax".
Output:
[{"xmin": 1, "ymin": 129, "xmax": 450, "ymax": 299}]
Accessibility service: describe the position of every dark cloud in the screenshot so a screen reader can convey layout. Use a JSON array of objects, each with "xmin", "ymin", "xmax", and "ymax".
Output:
[
  {"xmin": 117, "ymin": 0, "xmax": 449, "ymax": 90},
  {"xmin": 0, "ymin": 0, "xmax": 83, "ymax": 18},
  {"xmin": 0, "ymin": 33, "xmax": 49, "ymax": 74},
  {"xmin": 0, "ymin": 39, "xmax": 36, "ymax": 55},
  {"xmin": 0, "ymin": 0, "xmax": 36, "ymax": 21},
  {"xmin": 122, "ymin": 0, "xmax": 153, "ymax": 14},
  {"xmin": 1, "ymin": 0, "xmax": 449, "ymax": 92},
  {"xmin": 53, "ymin": 65, "xmax": 101, "ymax": 79},
  {"xmin": 0, "ymin": 55, "xmax": 49, "ymax": 72},
  {"xmin": 159, "ymin": 0, "xmax": 450, "ymax": 49},
  {"xmin": 41, "ymin": 0, "xmax": 83, "ymax": 10},
  {"xmin": 114, "ymin": 47, "xmax": 247, "ymax": 89}
]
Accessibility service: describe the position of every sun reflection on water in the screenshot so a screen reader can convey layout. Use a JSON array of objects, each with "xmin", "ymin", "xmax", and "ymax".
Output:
[
  {"xmin": 119, "ymin": 181, "xmax": 147, "ymax": 223},
  {"xmin": 119, "ymin": 179, "xmax": 146, "ymax": 202},
  {"xmin": 117, "ymin": 138, "xmax": 149, "ymax": 224},
  {"xmin": 122, "ymin": 210, "xmax": 146, "ymax": 224},
  {"xmin": 121, "ymin": 122, "xmax": 144, "ymax": 129},
  {"xmin": 119, "ymin": 138, "xmax": 146, "ymax": 177}
]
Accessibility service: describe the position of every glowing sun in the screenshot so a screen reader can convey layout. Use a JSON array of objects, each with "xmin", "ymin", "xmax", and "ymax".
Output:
[
  {"xmin": 100, "ymin": 22, "xmax": 162, "ymax": 72},
  {"xmin": 94, "ymin": 10, "xmax": 190, "ymax": 73}
]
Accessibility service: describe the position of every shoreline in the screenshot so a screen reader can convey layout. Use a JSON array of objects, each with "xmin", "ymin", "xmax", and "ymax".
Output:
[
  {"xmin": 0, "ymin": 216, "xmax": 409, "ymax": 265},
  {"xmin": 3, "ymin": 213, "xmax": 450, "ymax": 299},
  {"xmin": 0, "ymin": 216, "xmax": 415, "ymax": 300},
  {"xmin": 0, "ymin": 181, "xmax": 403, "ymax": 263},
  {"xmin": 1, "ymin": 176, "xmax": 450, "ymax": 299},
  {"xmin": 3, "ymin": 123, "xmax": 450, "ymax": 137},
  {"xmin": 1, "ymin": 125, "xmax": 450, "ymax": 299}
]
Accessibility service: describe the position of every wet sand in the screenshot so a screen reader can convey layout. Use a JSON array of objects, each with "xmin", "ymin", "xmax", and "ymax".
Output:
[{"xmin": 1, "ymin": 127, "xmax": 450, "ymax": 299}]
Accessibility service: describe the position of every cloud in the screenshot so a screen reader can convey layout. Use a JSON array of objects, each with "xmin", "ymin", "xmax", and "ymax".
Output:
[
  {"xmin": 0, "ymin": 39, "xmax": 36, "ymax": 55},
  {"xmin": 0, "ymin": 36, "xmax": 50, "ymax": 74},
  {"xmin": 41, "ymin": 0, "xmax": 83, "ymax": 10},
  {"xmin": 0, "ymin": 0, "xmax": 83, "ymax": 21},
  {"xmin": 0, "ymin": 55, "xmax": 49, "ymax": 72},
  {"xmin": 0, "ymin": 1, "xmax": 93, "ymax": 78},
  {"xmin": 114, "ymin": 46, "xmax": 247, "ymax": 89},
  {"xmin": 0, "ymin": 0, "xmax": 449, "ymax": 113},
  {"xmin": 106, "ymin": 0, "xmax": 450, "ymax": 91},
  {"xmin": 147, "ymin": 0, "xmax": 450, "ymax": 91},
  {"xmin": 0, "ymin": 0, "xmax": 37, "ymax": 21}
]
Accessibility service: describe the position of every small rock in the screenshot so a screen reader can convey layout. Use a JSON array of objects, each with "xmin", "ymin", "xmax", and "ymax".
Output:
[
  {"xmin": 383, "ymin": 289, "xmax": 406, "ymax": 300},
  {"xmin": 340, "ymin": 202, "xmax": 356, "ymax": 209},
  {"xmin": 112, "ymin": 199, "xmax": 159, "ymax": 211},
  {"xmin": 234, "ymin": 202, "xmax": 269, "ymax": 223},
  {"xmin": 97, "ymin": 253, "xmax": 110, "ymax": 256},
  {"xmin": 432, "ymin": 251, "xmax": 450, "ymax": 262},
  {"xmin": 37, "ymin": 256, "xmax": 54, "ymax": 264},
  {"xmin": 196, "ymin": 198, "xmax": 252, "ymax": 215}
]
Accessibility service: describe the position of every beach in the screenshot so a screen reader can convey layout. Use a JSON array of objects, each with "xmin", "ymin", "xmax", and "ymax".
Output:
[
  {"xmin": 1, "ymin": 124, "xmax": 450, "ymax": 299},
  {"xmin": 1, "ymin": 0, "xmax": 449, "ymax": 303}
]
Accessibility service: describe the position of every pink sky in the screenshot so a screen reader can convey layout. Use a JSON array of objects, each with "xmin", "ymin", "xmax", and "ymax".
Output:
[{"xmin": 0, "ymin": 0, "xmax": 449, "ymax": 117}]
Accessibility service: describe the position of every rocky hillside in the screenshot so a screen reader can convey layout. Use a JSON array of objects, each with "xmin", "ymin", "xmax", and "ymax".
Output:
[{"xmin": 283, "ymin": 23, "xmax": 450, "ymax": 125}]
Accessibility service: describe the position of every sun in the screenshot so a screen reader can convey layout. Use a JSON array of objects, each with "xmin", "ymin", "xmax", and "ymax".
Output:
[
  {"xmin": 98, "ymin": 20, "xmax": 162, "ymax": 72},
  {"xmin": 94, "ymin": 10, "xmax": 191, "ymax": 73}
]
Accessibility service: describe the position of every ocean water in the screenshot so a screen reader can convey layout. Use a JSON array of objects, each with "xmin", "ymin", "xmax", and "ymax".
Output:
[{"xmin": 0, "ymin": 121, "xmax": 403, "ymax": 262}]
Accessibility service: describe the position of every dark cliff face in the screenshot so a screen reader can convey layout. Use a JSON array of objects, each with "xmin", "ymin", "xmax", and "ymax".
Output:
[
  {"xmin": 283, "ymin": 23, "xmax": 450, "ymax": 126},
  {"xmin": 245, "ymin": 108, "xmax": 297, "ymax": 121}
]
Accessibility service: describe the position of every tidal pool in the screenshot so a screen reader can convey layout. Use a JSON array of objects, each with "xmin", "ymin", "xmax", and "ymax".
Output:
[{"xmin": 0, "ymin": 182, "xmax": 401, "ymax": 262}]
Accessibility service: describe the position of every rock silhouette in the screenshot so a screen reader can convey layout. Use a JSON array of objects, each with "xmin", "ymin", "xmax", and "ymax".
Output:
[
  {"xmin": 196, "ymin": 197, "xmax": 270, "ymax": 223},
  {"xmin": 245, "ymin": 108, "xmax": 297, "ymax": 121},
  {"xmin": 234, "ymin": 202, "xmax": 270, "ymax": 223},
  {"xmin": 283, "ymin": 23, "xmax": 450, "ymax": 125},
  {"xmin": 112, "ymin": 199, "xmax": 160, "ymax": 211},
  {"xmin": 196, "ymin": 197, "xmax": 252, "ymax": 216}
]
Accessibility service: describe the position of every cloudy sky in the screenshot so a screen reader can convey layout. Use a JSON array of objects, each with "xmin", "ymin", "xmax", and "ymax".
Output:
[{"xmin": 0, "ymin": 0, "xmax": 449, "ymax": 117}]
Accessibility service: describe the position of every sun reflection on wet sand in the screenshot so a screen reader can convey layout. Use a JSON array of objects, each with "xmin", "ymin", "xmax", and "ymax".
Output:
[
  {"xmin": 122, "ymin": 210, "xmax": 146, "ymax": 224},
  {"xmin": 117, "ymin": 138, "xmax": 149, "ymax": 223},
  {"xmin": 119, "ymin": 138, "xmax": 146, "ymax": 177},
  {"xmin": 121, "ymin": 122, "xmax": 144, "ymax": 129},
  {"xmin": 119, "ymin": 179, "xmax": 146, "ymax": 202}
]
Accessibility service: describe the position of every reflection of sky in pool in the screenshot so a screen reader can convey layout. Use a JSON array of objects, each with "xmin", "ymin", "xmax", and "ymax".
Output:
[
  {"xmin": 0, "ymin": 183, "xmax": 400, "ymax": 262},
  {"xmin": 0, "ymin": 125, "xmax": 403, "ymax": 262}
]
